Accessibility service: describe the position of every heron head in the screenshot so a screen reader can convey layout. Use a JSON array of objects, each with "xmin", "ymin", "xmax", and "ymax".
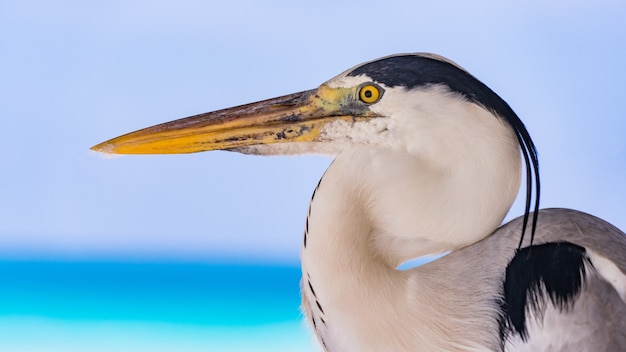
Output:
[{"xmin": 92, "ymin": 53, "xmax": 525, "ymax": 158}]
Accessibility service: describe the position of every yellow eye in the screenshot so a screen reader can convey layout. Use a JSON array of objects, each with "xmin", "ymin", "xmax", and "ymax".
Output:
[{"xmin": 358, "ymin": 84, "xmax": 381, "ymax": 104}]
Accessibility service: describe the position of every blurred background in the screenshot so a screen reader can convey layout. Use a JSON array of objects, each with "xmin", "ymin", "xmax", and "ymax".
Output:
[{"xmin": 1, "ymin": 1, "xmax": 625, "ymax": 351}]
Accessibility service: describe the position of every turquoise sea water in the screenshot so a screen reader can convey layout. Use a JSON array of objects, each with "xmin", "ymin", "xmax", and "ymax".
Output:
[{"xmin": 0, "ymin": 261, "xmax": 315, "ymax": 351}]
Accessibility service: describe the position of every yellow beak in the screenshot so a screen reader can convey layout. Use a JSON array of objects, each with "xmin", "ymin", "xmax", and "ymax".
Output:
[{"xmin": 91, "ymin": 85, "xmax": 377, "ymax": 155}]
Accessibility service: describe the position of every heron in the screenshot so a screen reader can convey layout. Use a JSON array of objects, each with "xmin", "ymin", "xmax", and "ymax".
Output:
[{"xmin": 92, "ymin": 53, "xmax": 626, "ymax": 351}]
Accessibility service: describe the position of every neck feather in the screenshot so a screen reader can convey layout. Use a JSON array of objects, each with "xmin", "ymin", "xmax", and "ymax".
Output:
[{"xmin": 300, "ymin": 97, "xmax": 521, "ymax": 350}]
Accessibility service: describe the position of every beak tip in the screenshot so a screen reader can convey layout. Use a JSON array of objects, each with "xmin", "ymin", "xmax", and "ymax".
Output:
[{"xmin": 90, "ymin": 142, "xmax": 117, "ymax": 154}]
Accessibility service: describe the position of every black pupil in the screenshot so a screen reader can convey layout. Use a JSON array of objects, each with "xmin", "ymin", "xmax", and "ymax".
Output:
[{"xmin": 364, "ymin": 90, "xmax": 373, "ymax": 98}]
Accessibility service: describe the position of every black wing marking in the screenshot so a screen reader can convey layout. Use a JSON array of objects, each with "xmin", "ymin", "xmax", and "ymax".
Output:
[{"xmin": 499, "ymin": 241, "xmax": 589, "ymax": 344}]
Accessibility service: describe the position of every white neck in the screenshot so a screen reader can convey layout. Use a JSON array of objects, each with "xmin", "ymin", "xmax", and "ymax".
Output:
[{"xmin": 300, "ymin": 93, "xmax": 522, "ymax": 350}]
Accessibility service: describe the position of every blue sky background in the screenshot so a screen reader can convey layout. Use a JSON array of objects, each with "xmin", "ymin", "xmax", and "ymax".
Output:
[{"xmin": 1, "ymin": 1, "xmax": 625, "ymax": 263}]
